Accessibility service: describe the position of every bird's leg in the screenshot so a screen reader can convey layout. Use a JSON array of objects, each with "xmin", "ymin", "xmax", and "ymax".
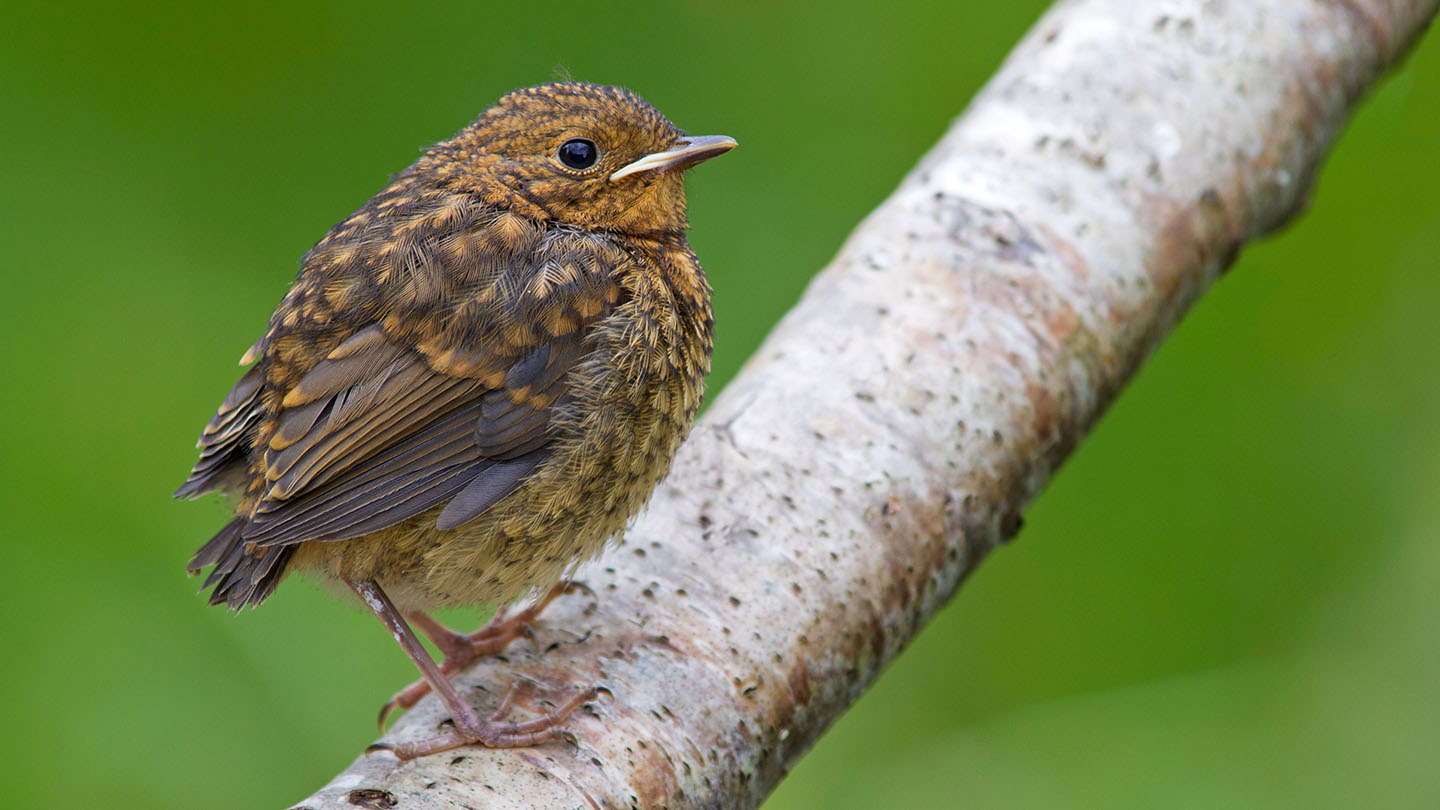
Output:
[
  {"xmin": 378, "ymin": 580, "xmax": 591, "ymax": 728},
  {"xmin": 407, "ymin": 605, "xmax": 519, "ymax": 662},
  {"xmin": 349, "ymin": 578, "xmax": 597, "ymax": 759},
  {"xmin": 349, "ymin": 579, "xmax": 485, "ymax": 747}
]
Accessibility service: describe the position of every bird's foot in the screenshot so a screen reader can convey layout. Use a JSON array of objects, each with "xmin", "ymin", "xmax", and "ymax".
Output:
[
  {"xmin": 374, "ymin": 682, "xmax": 602, "ymax": 760},
  {"xmin": 378, "ymin": 581, "xmax": 593, "ymax": 728}
]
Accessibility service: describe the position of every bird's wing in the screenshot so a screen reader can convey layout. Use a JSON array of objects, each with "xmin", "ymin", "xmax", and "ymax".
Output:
[
  {"xmin": 177, "ymin": 194, "xmax": 632, "ymax": 554},
  {"xmin": 235, "ymin": 314, "xmax": 595, "ymax": 547}
]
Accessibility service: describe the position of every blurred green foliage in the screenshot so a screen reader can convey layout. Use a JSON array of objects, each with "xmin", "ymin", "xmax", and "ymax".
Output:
[{"xmin": 1, "ymin": 1, "xmax": 1436, "ymax": 808}]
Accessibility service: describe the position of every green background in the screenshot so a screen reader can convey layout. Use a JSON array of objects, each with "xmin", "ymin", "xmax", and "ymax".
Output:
[{"xmin": 2, "ymin": 1, "xmax": 1437, "ymax": 808}]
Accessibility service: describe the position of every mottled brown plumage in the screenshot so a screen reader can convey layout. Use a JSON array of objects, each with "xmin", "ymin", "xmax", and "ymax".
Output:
[{"xmin": 177, "ymin": 82, "xmax": 733, "ymax": 757}]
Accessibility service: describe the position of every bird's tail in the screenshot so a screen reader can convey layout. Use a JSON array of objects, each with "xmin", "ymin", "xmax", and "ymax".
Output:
[{"xmin": 188, "ymin": 518, "xmax": 293, "ymax": 610}]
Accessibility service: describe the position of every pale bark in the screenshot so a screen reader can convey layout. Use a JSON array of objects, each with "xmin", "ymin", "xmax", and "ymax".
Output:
[{"xmin": 292, "ymin": 0, "xmax": 1438, "ymax": 807}]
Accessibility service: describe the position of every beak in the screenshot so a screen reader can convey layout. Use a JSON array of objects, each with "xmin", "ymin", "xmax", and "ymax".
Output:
[{"xmin": 609, "ymin": 134, "xmax": 737, "ymax": 181}]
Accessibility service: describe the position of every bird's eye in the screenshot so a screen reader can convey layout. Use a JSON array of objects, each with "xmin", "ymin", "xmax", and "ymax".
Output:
[{"xmin": 556, "ymin": 138, "xmax": 600, "ymax": 170}]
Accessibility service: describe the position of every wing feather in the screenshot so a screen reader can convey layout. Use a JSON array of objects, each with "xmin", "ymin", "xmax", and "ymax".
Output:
[
  {"xmin": 174, "ymin": 364, "xmax": 266, "ymax": 499},
  {"xmin": 246, "ymin": 400, "xmax": 486, "ymax": 544}
]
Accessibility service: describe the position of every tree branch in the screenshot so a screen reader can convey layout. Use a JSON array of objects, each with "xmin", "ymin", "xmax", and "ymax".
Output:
[{"xmin": 292, "ymin": 0, "xmax": 1437, "ymax": 807}]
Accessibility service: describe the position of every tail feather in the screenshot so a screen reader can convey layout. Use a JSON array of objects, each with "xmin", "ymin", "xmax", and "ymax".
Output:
[{"xmin": 189, "ymin": 517, "xmax": 294, "ymax": 609}]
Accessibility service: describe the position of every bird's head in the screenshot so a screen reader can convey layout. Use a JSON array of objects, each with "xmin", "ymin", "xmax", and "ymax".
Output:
[{"xmin": 421, "ymin": 83, "xmax": 734, "ymax": 238}]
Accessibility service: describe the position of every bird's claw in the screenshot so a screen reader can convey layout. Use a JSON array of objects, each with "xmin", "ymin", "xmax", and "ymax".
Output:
[{"xmin": 389, "ymin": 684, "xmax": 602, "ymax": 759}]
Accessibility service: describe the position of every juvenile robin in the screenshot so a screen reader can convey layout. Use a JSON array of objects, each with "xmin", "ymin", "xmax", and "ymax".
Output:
[{"xmin": 176, "ymin": 82, "xmax": 734, "ymax": 758}]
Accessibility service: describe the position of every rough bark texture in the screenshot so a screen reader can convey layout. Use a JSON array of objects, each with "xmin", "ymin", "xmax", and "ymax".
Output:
[{"xmin": 293, "ymin": 0, "xmax": 1437, "ymax": 807}]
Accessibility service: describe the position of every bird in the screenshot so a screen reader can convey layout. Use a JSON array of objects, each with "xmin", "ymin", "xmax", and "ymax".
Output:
[{"xmin": 175, "ymin": 82, "xmax": 734, "ymax": 759}]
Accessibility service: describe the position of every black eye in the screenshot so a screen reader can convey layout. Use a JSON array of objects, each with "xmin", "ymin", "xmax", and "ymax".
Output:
[{"xmin": 557, "ymin": 138, "xmax": 599, "ymax": 170}]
